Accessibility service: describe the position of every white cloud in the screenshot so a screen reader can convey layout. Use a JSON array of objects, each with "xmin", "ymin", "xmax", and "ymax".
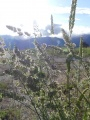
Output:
[
  {"xmin": 0, "ymin": 0, "xmax": 90, "ymax": 36},
  {"xmin": 61, "ymin": 24, "xmax": 90, "ymax": 35},
  {"xmin": 46, "ymin": 24, "xmax": 90, "ymax": 38},
  {"xmin": 63, "ymin": 18, "xmax": 80, "ymax": 21},
  {"xmin": 73, "ymin": 26, "xmax": 90, "ymax": 34},
  {"xmin": 49, "ymin": 6, "xmax": 90, "ymax": 15},
  {"xmin": 50, "ymin": 7, "xmax": 70, "ymax": 14},
  {"xmin": 75, "ymin": 18, "xmax": 80, "ymax": 21},
  {"xmin": 49, "ymin": 33, "xmax": 63, "ymax": 38},
  {"xmin": 77, "ymin": 7, "xmax": 90, "ymax": 14},
  {"xmin": 0, "ymin": 0, "xmax": 51, "ymax": 30}
]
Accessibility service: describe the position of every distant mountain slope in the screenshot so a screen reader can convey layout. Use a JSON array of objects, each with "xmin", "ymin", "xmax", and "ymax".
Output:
[
  {"xmin": 71, "ymin": 34, "xmax": 90, "ymax": 47},
  {"xmin": 1, "ymin": 35, "xmax": 65, "ymax": 50},
  {"xmin": 1, "ymin": 34, "xmax": 90, "ymax": 50}
]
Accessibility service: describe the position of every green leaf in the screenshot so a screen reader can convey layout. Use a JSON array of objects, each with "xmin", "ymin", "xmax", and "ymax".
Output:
[
  {"xmin": 0, "ymin": 93, "xmax": 2, "ymax": 98},
  {"xmin": 76, "ymin": 88, "xmax": 89, "ymax": 108}
]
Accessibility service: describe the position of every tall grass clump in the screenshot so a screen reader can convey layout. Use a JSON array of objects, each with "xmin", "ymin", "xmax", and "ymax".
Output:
[{"xmin": 0, "ymin": 0, "xmax": 90, "ymax": 120}]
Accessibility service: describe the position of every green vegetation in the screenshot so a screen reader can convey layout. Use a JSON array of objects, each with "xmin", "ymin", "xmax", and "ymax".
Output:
[
  {"xmin": 0, "ymin": 108, "xmax": 20, "ymax": 120},
  {"xmin": 0, "ymin": 0, "xmax": 90, "ymax": 120},
  {"xmin": 75, "ymin": 47, "xmax": 90, "ymax": 57}
]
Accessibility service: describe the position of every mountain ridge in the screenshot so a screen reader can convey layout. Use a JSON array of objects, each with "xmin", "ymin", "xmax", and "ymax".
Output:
[{"xmin": 1, "ymin": 34, "xmax": 90, "ymax": 50}]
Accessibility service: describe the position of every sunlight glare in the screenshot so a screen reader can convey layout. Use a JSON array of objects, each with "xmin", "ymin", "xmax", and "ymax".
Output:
[{"xmin": 0, "ymin": 0, "xmax": 51, "ymax": 35}]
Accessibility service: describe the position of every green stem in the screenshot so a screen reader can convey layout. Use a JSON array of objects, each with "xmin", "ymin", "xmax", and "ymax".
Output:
[{"xmin": 67, "ymin": 71, "xmax": 71, "ymax": 108}]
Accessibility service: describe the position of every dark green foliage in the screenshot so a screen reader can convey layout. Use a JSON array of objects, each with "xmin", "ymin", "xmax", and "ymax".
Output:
[
  {"xmin": 0, "ymin": 83, "xmax": 8, "ymax": 90},
  {"xmin": 0, "ymin": 90, "xmax": 25, "ymax": 101},
  {"xmin": 31, "ymin": 66, "xmax": 38, "ymax": 74},
  {"xmin": 27, "ymin": 76, "xmax": 40, "ymax": 92},
  {"xmin": 37, "ymin": 72, "xmax": 45, "ymax": 78},
  {"xmin": 0, "ymin": 108, "xmax": 20, "ymax": 120},
  {"xmin": 1, "ymin": 43, "xmax": 90, "ymax": 119}
]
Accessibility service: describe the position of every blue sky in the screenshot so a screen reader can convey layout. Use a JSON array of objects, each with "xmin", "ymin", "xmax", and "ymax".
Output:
[
  {"xmin": 53, "ymin": 0, "xmax": 90, "ymax": 25},
  {"xmin": 0, "ymin": 0, "xmax": 90, "ymax": 36}
]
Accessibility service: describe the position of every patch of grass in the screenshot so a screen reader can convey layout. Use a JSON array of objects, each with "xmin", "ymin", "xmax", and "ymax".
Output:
[
  {"xmin": 0, "ymin": 83, "xmax": 8, "ymax": 90},
  {"xmin": 75, "ymin": 47, "xmax": 90, "ymax": 57},
  {"xmin": 46, "ymin": 46, "xmax": 69, "ymax": 57}
]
